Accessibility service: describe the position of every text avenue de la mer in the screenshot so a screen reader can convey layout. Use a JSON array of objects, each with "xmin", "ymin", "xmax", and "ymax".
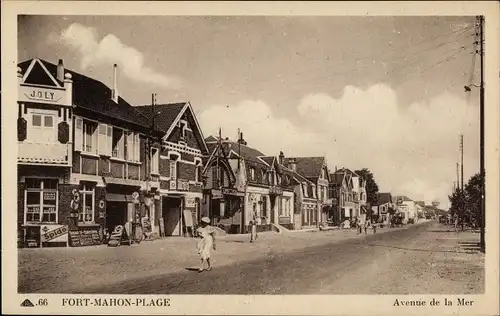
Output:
[{"xmin": 393, "ymin": 298, "xmax": 474, "ymax": 307}]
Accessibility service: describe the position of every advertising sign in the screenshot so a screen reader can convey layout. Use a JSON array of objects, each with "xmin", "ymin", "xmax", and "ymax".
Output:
[
  {"xmin": 185, "ymin": 197, "xmax": 196, "ymax": 208},
  {"xmin": 43, "ymin": 192, "xmax": 56, "ymax": 200},
  {"xmin": 40, "ymin": 225, "xmax": 69, "ymax": 243}
]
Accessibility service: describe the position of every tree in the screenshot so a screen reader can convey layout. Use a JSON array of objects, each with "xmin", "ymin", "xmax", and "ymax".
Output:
[
  {"xmin": 354, "ymin": 168, "xmax": 380, "ymax": 206},
  {"xmin": 464, "ymin": 173, "xmax": 483, "ymax": 228},
  {"xmin": 448, "ymin": 172, "xmax": 483, "ymax": 229}
]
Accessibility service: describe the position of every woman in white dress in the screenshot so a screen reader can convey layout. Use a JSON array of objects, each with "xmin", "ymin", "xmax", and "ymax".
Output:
[{"xmin": 196, "ymin": 217, "xmax": 216, "ymax": 272}]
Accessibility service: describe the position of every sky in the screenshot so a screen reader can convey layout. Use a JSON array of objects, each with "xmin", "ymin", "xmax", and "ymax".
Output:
[{"xmin": 18, "ymin": 15, "xmax": 481, "ymax": 208}]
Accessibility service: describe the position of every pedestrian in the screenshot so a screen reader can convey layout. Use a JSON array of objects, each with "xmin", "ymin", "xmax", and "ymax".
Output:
[
  {"xmin": 454, "ymin": 216, "xmax": 459, "ymax": 232},
  {"xmin": 196, "ymin": 217, "xmax": 216, "ymax": 273},
  {"xmin": 357, "ymin": 218, "xmax": 362, "ymax": 234},
  {"xmin": 372, "ymin": 222, "xmax": 377, "ymax": 234},
  {"xmin": 250, "ymin": 208, "xmax": 258, "ymax": 242},
  {"xmin": 364, "ymin": 220, "xmax": 369, "ymax": 235}
]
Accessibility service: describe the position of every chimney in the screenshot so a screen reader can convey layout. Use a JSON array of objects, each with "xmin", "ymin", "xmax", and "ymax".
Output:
[
  {"xmin": 237, "ymin": 132, "xmax": 247, "ymax": 146},
  {"xmin": 289, "ymin": 158, "xmax": 296, "ymax": 172},
  {"xmin": 335, "ymin": 165, "xmax": 338, "ymax": 172},
  {"xmin": 279, "ymin": 151, "xmax": 284, "ymax": 165},
  {"xmin": 57, "ymin": 59, "xmax": 64, "ymax": 82},
  {"xmin": 112, "ymin": 64, "xmax": 118, "ymax": 103}
]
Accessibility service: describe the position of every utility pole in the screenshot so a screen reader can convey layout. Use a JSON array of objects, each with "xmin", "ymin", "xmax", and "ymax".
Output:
[
  {"xmin": 456, "ymin": 162, "xmax": 459, "ymax": 191},
  {"xmin": 460, "ymin": 134, "xmax": 464, "ymax": 191},
  {"xmin": 479, "ymin": 15, "xmax": 485, "ymax": 253}
]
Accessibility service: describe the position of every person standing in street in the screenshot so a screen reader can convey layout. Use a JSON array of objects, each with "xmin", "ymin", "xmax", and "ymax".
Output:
[
  {"xmin": 364, "ymin": 220, "xmax": 369, "ymax": 235},
  {"xmin": 196, "ymin": 217, "xmax": 216, "ymax": 273}
]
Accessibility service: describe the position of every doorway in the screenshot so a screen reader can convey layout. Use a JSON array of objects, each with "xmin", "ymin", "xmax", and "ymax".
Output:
[
  {"xmin": 162, "ymin": 197, "xmax": 182, "ymax": 236},
  {"xmin": 106, "ymin": 201, "xmax": 128, "ymax": 233}
]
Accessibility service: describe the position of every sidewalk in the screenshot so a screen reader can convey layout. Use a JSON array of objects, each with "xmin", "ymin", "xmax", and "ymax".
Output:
[{"xmin": 18, "ymin": 221, "xmax": 431, "ymax": 293}]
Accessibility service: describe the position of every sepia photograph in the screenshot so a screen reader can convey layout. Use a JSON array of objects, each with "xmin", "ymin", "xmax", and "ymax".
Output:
[{"xmin": 2, "ymin": 1, "xmax": 500, "ymax": 315}]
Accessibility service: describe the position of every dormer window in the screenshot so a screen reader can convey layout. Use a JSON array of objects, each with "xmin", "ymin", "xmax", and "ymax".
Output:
[
  {"xmin": 303, "ymin": 183, "xmax": 308, "ymax": 197},
  {"xmin": 250, "ymin": 167, "xmax": 255, "ymax": 181}
]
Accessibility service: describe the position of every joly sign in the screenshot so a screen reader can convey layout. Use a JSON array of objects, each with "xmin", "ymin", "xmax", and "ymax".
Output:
[{"xmin": 21, "ymin": 86, "xmax": 64, "ymax": 104}]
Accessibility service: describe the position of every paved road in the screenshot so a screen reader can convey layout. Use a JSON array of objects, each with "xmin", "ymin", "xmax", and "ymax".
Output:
[{"xmin": 79, "ymin": 221, "xmax": 484, "ymax": 295}]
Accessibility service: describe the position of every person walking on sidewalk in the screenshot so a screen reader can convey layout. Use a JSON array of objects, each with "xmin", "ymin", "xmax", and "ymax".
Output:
[
  {"xmin": 250, "ymin": 206, "xmax": 259, "ymax": 243},
  {"xmin": 364, "ymin": 220, "xmax": 369, "ymax": 235},
  {"xmin": 196, "ymin": 217, "xmax": 216, "ymax": 273}
]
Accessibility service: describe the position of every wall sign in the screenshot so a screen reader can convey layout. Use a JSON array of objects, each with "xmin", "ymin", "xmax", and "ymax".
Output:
[
  {"xmin": 177, "ymin": 180, "xmax": 189, "ymax": 191},
  {"xmin": 23, "ymin": 88, "xmax": 63, "ymax": 103},
  {"xmin": 185, "ymin": 197, "xmax": 196, "ymax": 208},
  {"xmin": 222, "ymin": 188, "xmax": 245, "ymax": 197},
  {"xmin": 43, "ymin": 192, "xmax": 56, "ymax": 200},
  {"xmin": 68, "ymin": 226, "xmax": 102, "ymax": 247},
  {"xmin": 41, "ymin": 225, "xmax": 68, "ymax": 243}
]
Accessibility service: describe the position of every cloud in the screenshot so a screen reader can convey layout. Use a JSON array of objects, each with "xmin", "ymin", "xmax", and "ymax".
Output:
[
  {"xmin": 51, "ymin": 23, "xmax": 183, "ymax": 89},
  {"xmin": 199, "ymin": 84, "xmax": 479, "ymax": 208}
]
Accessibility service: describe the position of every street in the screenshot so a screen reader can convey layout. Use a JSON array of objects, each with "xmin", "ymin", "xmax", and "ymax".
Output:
[{"xmin": 18, "ymin": 221, "xmax": 484, "ymax": 295}]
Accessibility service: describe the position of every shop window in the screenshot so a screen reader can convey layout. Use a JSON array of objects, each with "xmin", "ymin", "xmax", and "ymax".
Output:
[
  {"xmin": 150, "ymin": 147, "xmax": 159, "ymax": 174},
  {"xmin": 79, "ymin": 184, "xmax": 95, "ymax": 223},
  {"xmin": 112, "ymin": 128, "xmax": 125, "ymax": 159},
  {"xmin": 25, "ymin": 178, "xmax": 58, "ymax": 224}
]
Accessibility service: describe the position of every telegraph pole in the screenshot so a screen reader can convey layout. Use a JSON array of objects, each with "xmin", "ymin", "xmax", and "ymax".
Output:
[
  {"xmin": 460, "ymin": 134, "xmax": 464, "ymax": 191},
  {"xmin": 479, "ymin": 15, "xmax": 485, "ymax": 253},
  {"xmin": 456, "ymin": 162, "xmax": 459, "ymax": 191}
]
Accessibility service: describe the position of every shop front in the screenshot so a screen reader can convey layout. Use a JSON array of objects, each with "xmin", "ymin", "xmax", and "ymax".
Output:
[{"xmin": 204, "ymin": 187, "xmax": 245, "ymax": 234}]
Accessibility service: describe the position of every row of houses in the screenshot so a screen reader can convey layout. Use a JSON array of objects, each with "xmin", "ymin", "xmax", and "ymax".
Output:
[
  {"xmin": 370, "ymin": 193, "xmax": 440, "ymax": 225},
  {"xmin": 17, "ymin": 57, "xmax": 371, "ymax": 248}
]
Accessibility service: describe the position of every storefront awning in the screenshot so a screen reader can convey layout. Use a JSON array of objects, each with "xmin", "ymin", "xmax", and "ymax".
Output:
[{"xmin": 106, "ymin": 193, "xmax": 133, "ymax": 202}]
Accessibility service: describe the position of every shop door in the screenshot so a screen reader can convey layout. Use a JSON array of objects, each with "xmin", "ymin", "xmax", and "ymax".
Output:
[{"xmin": 163, "ymin": 197, "xmax": 181, "ymax": 236}]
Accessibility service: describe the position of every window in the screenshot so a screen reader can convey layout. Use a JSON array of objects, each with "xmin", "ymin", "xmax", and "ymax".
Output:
[
  {"xmin": 261, "ymin": 196, "xmax": 267, "ymax": 217},
  {"xmin": 249, "ymin": 167, "xmax": 255, "ymax": 181},
  {"xmin": 303, "ymin": 183, "xmax": 308, "ymax": 197},
  {"xmin": 169, "ymin": 160, "xmax": 177, "ymax": 180},
  {"xmin": 25, "ymin": 178, "xmax": 58, "ymax": 224},
  {"xmin": 83, "ymin": 120, "xmax": 98, "ymax": 153},
  {"xmin": 195, "ymin": 165, "xmax": 202, "ymax": 182},
  {"xmin": 30, "ymin": 112, "xmax": 56, "ymax": 143},
  {"xmin": 312, "ymin": 185, "xmax": 317, "ymax": 198},
  {"xmin": 268, "ymin": 172, "xmax": 274, "ymax": 185},
  {"xmin": 79, "ymin": 184, "xmax": 94, "ymax": 223},
  {"xmin": 150, "ymin": 147, "xmax": 159, "ymax": 174},
  {"xmin": 112, "ymin": 128, "xmax": 125, "ymax": 158},
  {"xmin": 126, "ymin": 132, "xmax": 140, "ymax": 162},
  {"xmin": 321, "ymin": 169, "xmax": 325, "ymax": 179}
]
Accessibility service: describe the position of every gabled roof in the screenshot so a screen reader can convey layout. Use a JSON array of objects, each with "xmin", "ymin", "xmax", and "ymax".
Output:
[
  {"xmin": 18, "ymin": 58, "xmax": 151, "ymax": 128},
  {"xmin": 394, "ymin": 195, "xmax": 413, "ymax": 202},
  {"xmin": 284, "ymin": 156, "xmax": 325, "ymax": 180},
  {"xmin": 208, "ymin": 137, "xmax": 267, "ymax": 164},
  {"xmin": 135, "ymin": 103, "xmax": 186, "ymax": 133},
  {"xmin": 377, "ymin": 193, "xmax": 392, "ymax": 205},
  {"xmin": 136, "ymin": 102, "xmax": 209, "ymax": 154},
  {"xmin": 258, "ymin": 156, "xmax": 276, "ymax": 167}
]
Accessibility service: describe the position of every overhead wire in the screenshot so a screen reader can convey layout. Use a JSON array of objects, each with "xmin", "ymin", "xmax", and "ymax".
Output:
[{"xmin": 214, "ymin": 25, "xmax": 475, "ymax": 91}]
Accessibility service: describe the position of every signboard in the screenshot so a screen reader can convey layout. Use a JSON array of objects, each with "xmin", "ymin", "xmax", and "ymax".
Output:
[
  {"xmin": 185, "ymin": 197, "xmax": 196, "ymax": 208},
  {"xmin": 21, "ymin": 86, "xmax": 64, "ymax": 104},
  {"xmin": 43, "ymin": 192, "xmax": 56, "ymax": 200},
  {"xmin": 222, "ymin": 188, "xmax": 245, "ymax": 197},
  {"xmin": 68, "ymin": 226, "xmax": 102, "ymax": 247},
  {"xmin": 27, "ymin": 206, "xmax": 40, "ymax": 213},
  {"xmin": 40, "ymin": 225, "xmax": 68, "ymax": 243},
  {"xmin": 177, "ymin": 180, "xmax": 189, "ymax": 191},
  {"xmin": 212, "ymin": 189, "xmax": 222, "ymax": 199}
]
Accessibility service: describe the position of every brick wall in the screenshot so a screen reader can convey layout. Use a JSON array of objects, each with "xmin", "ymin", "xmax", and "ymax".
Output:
[
  {"xmin": 72, "ymin": 152, "xmax": 81, "ymax": 173},
  {"xmin": 59, "ymin": 183, "xmax": 79, "ymax": 225},
  {"xmin": 94, "ymin": 186, "xmax": 106, "ymax": 226},
  {"xmin": 81, "ymin": 156, "xmax": 97, "ymax": 175},
  {"xmin": 128, "ymin": 165, "xmax": 140, "ymax": 180},
  {"xmin": 179, "ymin": 162, "xmax": 195, "ymax": 181},
  {"xmin": 110, "ymin": 161, "xmax": 124, "ymax": 178},
  {"xmin": 159, "ymin": 158, "xmax": 170, "ymax": 177},
  {"xmin": 99, "ymin": 157, "xmax": 110, "ymax": 175}
]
